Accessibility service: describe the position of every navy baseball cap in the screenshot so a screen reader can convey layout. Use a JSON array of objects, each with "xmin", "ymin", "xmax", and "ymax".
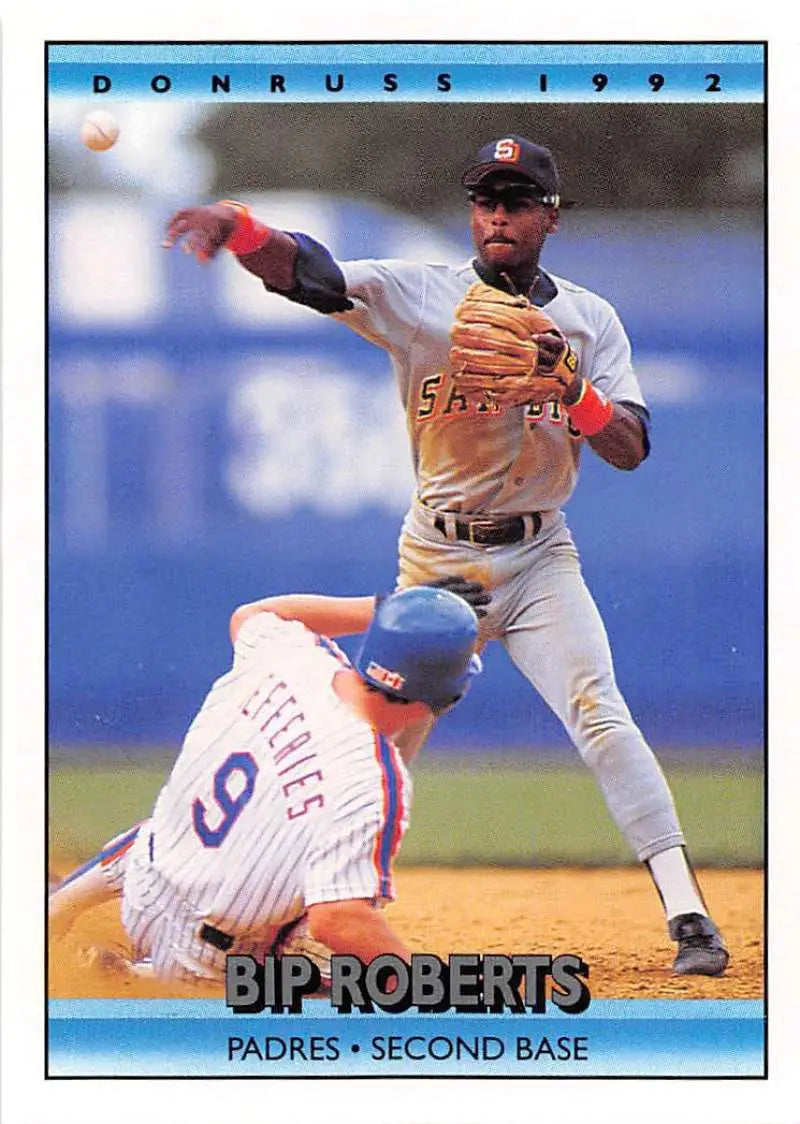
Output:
[{"xmin": 462, "ymin": 136, "xmax": 561, "ymax": 204}]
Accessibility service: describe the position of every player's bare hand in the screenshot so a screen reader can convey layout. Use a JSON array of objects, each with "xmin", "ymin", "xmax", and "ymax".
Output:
[
  {"xmin": 427, "ymin": 576, "xmax": 491, "ymax": 618},
  {"xmin": 162, "ymin": 204, "xmax": 239, "ymax": 263},
  {"xmin": 533, "ymin": 330, "xmax": 569, "ymax": 373}
]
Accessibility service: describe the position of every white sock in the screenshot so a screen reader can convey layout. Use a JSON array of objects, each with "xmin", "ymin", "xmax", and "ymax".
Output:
[{"xmin": 647, "ymin": 846, "xmax": 707, "ymax": 921}]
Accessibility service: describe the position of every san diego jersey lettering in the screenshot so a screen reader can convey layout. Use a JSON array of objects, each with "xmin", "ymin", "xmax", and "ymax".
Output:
[{"xmin": 334, "ymin": 260, "xmax": 643, "ymax": 513}]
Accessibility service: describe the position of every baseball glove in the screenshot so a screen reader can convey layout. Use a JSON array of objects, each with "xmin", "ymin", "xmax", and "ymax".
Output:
[{"xmin": 449, "ymin": 281, "xmax": 579, "ymax": 409}]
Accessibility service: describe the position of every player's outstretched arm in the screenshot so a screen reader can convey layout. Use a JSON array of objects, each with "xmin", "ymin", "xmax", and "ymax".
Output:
[
  {"xmin": 230, "ymin": 594, "xmax": 376, "ymax": 644},
  {"xmin": 230, "ymin": 580, "xmax": 491, "ymax": 643},
  {"xmin": 163, "ymin": 202, "xmax": 298, "ymax": 290},
  {"xmin": 307, "ymin": 899, "xmax": 411, "ymax": 962},
  {"xmin": 49, "ymin": 862, "xmax": 121, "ymax": 941}
]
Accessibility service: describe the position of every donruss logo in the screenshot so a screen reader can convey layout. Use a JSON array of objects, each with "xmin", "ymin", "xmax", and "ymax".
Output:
[
  {"xmin": 494, "ymin": 138, "xmax": 521, "ymax": 163},
  {"xmin": 366, "ymin": 661, "xmax": 406, "ymax": 691}
]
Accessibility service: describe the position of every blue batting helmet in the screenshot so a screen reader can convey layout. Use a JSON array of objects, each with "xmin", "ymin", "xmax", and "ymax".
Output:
[{"xmin": 355, "ymin": 586, "xmax": 482, "ymax": 714}]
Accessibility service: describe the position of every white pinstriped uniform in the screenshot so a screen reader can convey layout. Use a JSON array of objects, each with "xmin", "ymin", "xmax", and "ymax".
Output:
[{"xmin": 115, "ymin": 612, "xmax": 410, "ymax": 982}]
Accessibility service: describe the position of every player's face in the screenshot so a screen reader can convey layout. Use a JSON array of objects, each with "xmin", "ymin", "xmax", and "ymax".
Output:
[{"xmin": 470, "ymin": 183, "xmax": 559, "ymax": 273}]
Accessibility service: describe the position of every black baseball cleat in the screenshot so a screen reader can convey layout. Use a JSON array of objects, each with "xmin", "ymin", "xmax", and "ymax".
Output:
[{"xmin": 669, "ymin": 912, "xmax": 729, "ymax": 976}]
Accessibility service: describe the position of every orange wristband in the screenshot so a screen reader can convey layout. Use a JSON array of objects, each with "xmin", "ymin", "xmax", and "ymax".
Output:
[
  {"xmin": 566, "ymin": 380, "xmax": 614, "ymax": 436},
  {"xmin": 218, "ymin": 200, "xmax": 272, "ymax": 255}
]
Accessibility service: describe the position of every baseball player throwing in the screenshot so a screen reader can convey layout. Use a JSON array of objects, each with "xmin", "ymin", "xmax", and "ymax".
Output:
[
  {"xmin": 162, "ymin": 135, "xmax": 728, "ymax": 976},
  {"xmin": 49, "ymin": 583, "xmax": 483, "ymax": 983}
]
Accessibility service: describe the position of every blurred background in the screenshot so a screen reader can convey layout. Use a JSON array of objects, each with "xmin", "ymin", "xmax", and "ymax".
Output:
[{"xmin": 48, "ymin": 100, "xmax": 764, "ymax": 866}]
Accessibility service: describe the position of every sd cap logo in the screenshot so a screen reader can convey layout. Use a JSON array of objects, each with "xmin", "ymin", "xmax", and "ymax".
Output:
[{"xmin": 493, "ymin": 138, "xmax": 521, "ymax": 163}]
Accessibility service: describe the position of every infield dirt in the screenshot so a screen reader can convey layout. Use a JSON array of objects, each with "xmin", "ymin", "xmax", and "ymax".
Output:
[{"xmin": 48, "ymin": 864, "xmax": 762, "ymax": 1000}]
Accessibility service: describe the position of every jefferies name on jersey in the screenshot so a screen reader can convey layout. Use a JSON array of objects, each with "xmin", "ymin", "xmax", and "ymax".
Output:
[
  {"xmin": 335, "ymin": 259, "xmax": 645, "ymax": 515},
  {"xmin": 127, "ymin": 612, "xmax": 411, "ymax": 939}
]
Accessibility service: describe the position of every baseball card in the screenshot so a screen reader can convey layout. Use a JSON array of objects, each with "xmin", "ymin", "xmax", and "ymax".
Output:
[{"xmin": 2, "ymin": 8, "xmax": 795, "ymax": 1123}]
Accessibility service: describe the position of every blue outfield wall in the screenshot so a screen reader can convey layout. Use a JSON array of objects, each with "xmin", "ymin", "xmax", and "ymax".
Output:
[
  {"xmin": 47, "ymin": 200, "xmax": 764, "ymax": 753},
  {"xmin": 47, "ymin": 389, "xmax": 764, "ymax": 752}
]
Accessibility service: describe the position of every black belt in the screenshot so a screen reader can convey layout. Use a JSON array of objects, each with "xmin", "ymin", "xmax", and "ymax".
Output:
[
  {"xmin": 199, "ymin": 922, "xmax": 234, "ymax": 952},
  {"xmin": 433, "ymin": 511, "xmax": 542, "ymax": 546}
]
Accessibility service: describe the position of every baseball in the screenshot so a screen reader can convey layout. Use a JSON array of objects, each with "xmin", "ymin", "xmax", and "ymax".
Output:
[{"xmin": 80, "ymin": 110, "xmax": 120, "ymax": 152}]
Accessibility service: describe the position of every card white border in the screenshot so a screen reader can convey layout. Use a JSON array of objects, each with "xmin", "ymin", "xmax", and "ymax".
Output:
[{"xmin": 3, "ymin": 5, "xmax": 796, "ymax": 1122}]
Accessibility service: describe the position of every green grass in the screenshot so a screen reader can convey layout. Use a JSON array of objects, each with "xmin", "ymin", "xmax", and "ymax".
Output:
[
  {"xmin": 400, "ymin": 760, "xmax": 763, "ymax": 866},
  {"xmin": 48, "ymin": 753, "xmax": 763, "ymax": 869},
  {"xmin": 49, "ymin": 759, "xmax": 170, "ymax": 861}
]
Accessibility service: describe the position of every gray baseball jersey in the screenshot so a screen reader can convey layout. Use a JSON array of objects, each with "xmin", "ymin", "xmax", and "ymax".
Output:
[
  {"xmin": 311, "ymin": 255, "xmax": 682, "ymax": 864},
  {"xmin": 118, "ymin": 612, "xmax": 410, "ymax": 982},
  {"xmin": 335, "ymin": 260, "xmax": 644, "ymax": 513}
]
